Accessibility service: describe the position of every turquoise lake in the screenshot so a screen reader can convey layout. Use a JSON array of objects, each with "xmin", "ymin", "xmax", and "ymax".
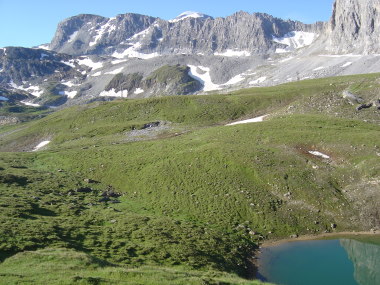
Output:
[{"xmin": 256, "ymin": 237, "xmax": 380, "ymax": 285}]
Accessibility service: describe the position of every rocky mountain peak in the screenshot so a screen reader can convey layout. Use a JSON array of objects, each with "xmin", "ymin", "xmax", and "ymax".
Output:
[
  {"xmin": 49, "ymin": 13, "xmax": 158, "ymax": 56},
  {"xmin": 169, "ymin": 11, "xmax": 213, "ymax": 23},
  {"xmin": 48, "ymin": 10, "xmax": 322, "ymax": 58},
  {"xmin": 327, "ymin": 0, "xmax": 380, "ymax": 54}
]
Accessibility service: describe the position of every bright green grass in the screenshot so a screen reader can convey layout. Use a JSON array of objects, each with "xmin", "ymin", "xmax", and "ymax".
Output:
[{"xmin": 0, "ymin": 248, "xmax": 269, "ymax": 285}]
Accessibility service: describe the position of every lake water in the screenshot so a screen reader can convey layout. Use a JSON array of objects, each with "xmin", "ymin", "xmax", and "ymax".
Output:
[{"xmin": 256, "ymin": 237, "xmax": 380, "ymax": 285}]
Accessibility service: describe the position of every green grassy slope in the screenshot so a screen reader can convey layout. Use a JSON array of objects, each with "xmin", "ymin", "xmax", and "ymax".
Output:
[
  {"xmin": 0, "ymin": 248, "xmax": 268, "ymax": 285},
  {"xmin": 0, "ymin": 73, "xmax": 379, "ymax": 284}
]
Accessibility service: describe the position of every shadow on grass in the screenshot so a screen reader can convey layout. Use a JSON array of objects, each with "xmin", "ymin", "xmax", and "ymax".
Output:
[
  {"xmin": 0, "ymin": 174, "xmax": 29, "ymax": 186},
  {"xmin": 29, "ymin": 204, "xmax": 57, "ymax": 217}
]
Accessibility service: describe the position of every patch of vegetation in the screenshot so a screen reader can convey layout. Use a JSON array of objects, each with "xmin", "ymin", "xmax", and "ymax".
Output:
[
  {"xmin": 0, "ymin": 248, "xmax": 268, "ymax": 284},
  {"xmin": 105, "ymin": 73, "xmax": 143, "ymax": 93},
  {"xmin": 143, "ymin": 65, "xmax": 201, "ymax": 95},
  {"xmin": 35, "ymin": 82, "xmax": 67, "ymax": 106}
]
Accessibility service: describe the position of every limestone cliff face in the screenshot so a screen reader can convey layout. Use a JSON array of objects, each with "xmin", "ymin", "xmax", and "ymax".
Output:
[
  {"xmin": 49, "ymin": 11, "xmax": 322, "ymax": 57},
  {"xmin": 326, "ymin": 0, "xmax": 380, "ymax": 54},
  {"xmin": 49, "ymin": 13, "xmax": 158, "ymax": 56}
]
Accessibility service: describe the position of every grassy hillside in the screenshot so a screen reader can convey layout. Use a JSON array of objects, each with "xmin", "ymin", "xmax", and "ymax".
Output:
[
  {"xmin": 0, "ymin": 73, "xmax": 379, "ymax": 284},
  {"xmin": 0, "ymin": 248, "xmax": 268, "ymax": 284}
]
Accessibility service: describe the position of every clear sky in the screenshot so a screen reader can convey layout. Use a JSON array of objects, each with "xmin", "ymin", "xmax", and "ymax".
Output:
[{"xmin": 0, "ymin": 0, "xmax": 334, "ymax": 48}]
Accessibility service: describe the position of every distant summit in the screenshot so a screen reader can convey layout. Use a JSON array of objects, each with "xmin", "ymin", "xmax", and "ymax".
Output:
[{"xmin": 169, "ymin": 11, "xmax": 213, "ymax": 23}]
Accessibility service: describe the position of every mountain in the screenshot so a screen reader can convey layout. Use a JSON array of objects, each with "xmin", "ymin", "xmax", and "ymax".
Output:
[
  {"xmin": 49, "ymin": 13, "xmax": 157, "ymax": 56},
  {"xmin": 326, "ymin": 0, "xmax": 380, "ymax": 54},
  {"xmin": 169, "ymin": 11, "xmax": 213, "ymax": 22},
  {"xmin": 1, "ymin": 0, "xmax": 380, "ymax": 109},
  {"xmin": 49, "ymin": 11, "xmax": 322, "ymax": 57}
]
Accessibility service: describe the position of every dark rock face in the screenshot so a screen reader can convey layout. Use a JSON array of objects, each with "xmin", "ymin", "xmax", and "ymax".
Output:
[{"xmin": 0, "ymin": 47, "xmax": 75, "ymax": 85}]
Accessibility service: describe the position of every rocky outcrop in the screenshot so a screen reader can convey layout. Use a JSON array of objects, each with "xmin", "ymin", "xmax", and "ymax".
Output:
[
  {"xmin": 326, "ymin": 0, "xmax": 380, "ymax": 54},
  {"xmin": 142, "ymin": 65, "xmax": 201, "ymax": 95},
  {"xmin": 0, "ymin": 47, "xmax": 76, "ymax": 85},
  {"xmin": 0, "ymin": 116, "xmax": 20, "ymax": 125},
  {"xmin": 105, "ymin": 73, "xmax": 143, "ymax": 94}
]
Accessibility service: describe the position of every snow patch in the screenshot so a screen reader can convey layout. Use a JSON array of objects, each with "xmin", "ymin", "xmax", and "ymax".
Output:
[
  {"xmin": 188, "ymin": 65, "xmax": 221, "ymax": 92},
  {"xmin": 33, "ymin": 141, "xmax": 50, "ymax": 151},
  {"xmin": 341, "ymin": 62, "xmax": 353, "ymax": 68},
  {"xmin": 27, "ymin": 86, "xmax": 44, "ymax": 97},
  {"xmin": 226, "ymin": 115, "xmax": 268, "ymax": 126},
  {"xmin": 112, "ymin": 43, "xmax": 160, "ymax": 59},
  {"xmin": 77, "ymin": 57, "xmax": 103, "ymax": 70},
  {"xmin": 68, "ymin": 31, "xmax": 79, "ymax": 43},
  {"xmin": 214, "ymin": 49, "xmax": 251, "ymax": 57},
  {"xmin": 319, "ymin": 54, "xmax": 362, "ymax": 58},
  {"xmin": 249, "ymin": 77, "xmax": 267, "ymax": 85},
  {"xmin": 89, "ymin": 18, "xmax": 117, "ymax": 47},
  {"xmin": 134, "ymin": 88, "xmax": 144, "ymax": 94},
  {"xmin": 275, "ymin": 48, "xmax": 290, "ymax": 54},
  {"xmin": 308, "ymin": 151, "xmax": 330, "ymax": 159},
  {"xmin": 106, "ymin": 67, "xmax": 124, "ymax": 75},
  {"xmin": 37, "ymin": 44, "xmax": 50, "ymax": 50},
  {"xmin": 20, "ymin": 101, "xmax": 40, "ymax": 107},
  {"xmin": 99, "ymin": 88, "xmax": 128, "ymax": 98},
  {"xmin": 313, "ymin": 66, "xmax": 324, "ymax": 71},
  {"xmin": 111, "ymin": 59, "xmax": 128, "ymax": 65},
  {"xmin": 112, "ymin": 26, "xmax": 161, "ymax": 59},
  {"xmin": 59, "ymin": 90, "xmax": 78, "ymax": 98},
  {"xmin": 9, "ymin": 82, "xmax": 44, "ymax": 97},
  {"xmin": 170, "ymin": 11, "xmax": 211, "ymax": 23},
  {"xmin": 61, "ymin": 81, "xmax": 78, "ymax": 87},
  {"xmin": 40, "ymin": 53, "xmax": 49, "ymax": 60},
  {"xmin": 130, "ymin": 27, "xmax": 151, "ymax": 40},
  {"xmin": 61, "ymin": 60, "xmax": 76, "ymax": 68},
  {"xmin": 222, "ymin": 74, "xmax": 245, "ymax": 86},
  {"xmin": 91, "ymin": 71, "xmax": 102, "ymax": 77},
  {"xmin": 0, "ymin": 96, "xmax": 9, "ymax": 101},
  {"xmin": 273, "ymin": 31, "xmax": 317, "ymax": 50}
]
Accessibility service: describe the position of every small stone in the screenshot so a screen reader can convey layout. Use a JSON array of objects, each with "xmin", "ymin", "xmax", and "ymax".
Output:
[{"xmin": 83, "ymin": 178, "xmax": 95, "ymax": 183}]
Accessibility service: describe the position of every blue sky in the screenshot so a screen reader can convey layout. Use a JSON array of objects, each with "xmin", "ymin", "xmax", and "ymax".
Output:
[{"xmin": 0, "ymin": 0, "xmax": 334, "ymax": 48}]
